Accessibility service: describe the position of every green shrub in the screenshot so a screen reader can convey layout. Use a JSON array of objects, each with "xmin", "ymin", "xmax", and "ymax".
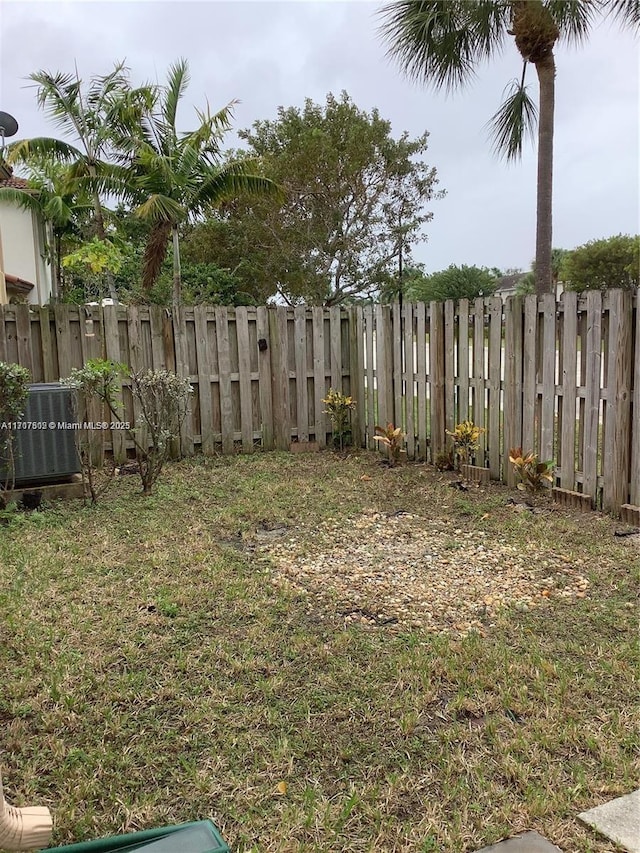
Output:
[
  {"xmin": 561, "ymin": 234, "xmax": 639, "ymax": 292},
  {"xmin": 0, "ymin": 362, "xmax": 31, "ymax": 490}
]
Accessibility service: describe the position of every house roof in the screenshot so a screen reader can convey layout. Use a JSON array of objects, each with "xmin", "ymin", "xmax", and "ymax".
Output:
[
  {"xmin": 0, "ymin": 174, "xmax": 29, "ymax": 189},
  {"xmin": 495, "ymin": 273, "xmax": 527, "ymax": 292},
  {"xmin": 0, "ymin": 160, "xmax": 29, "ymax": 188}
]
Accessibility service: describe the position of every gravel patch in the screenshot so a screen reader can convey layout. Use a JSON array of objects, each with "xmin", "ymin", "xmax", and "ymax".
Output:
[{"xmin": 257, "ymin": 510, "xmax": 590, "ymax": 635}]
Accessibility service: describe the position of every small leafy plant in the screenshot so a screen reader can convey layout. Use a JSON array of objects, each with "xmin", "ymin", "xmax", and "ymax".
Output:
[
  {"xmin": 0, "ymin": 362, "xmax": 31, "ymax": 491},
  {"xmin": 509, "ymin": 448, "xmax": 554, "ymax": 492},
  {"xmin": 323, "ymin": 388, "xmax": 356, "ymax": 451},
  {"xmin": 446, "ymin": 420, "xmax": 485, "ymax": 468},
  {"xmin": 373, "ymin": 423, "xmax": 406, "ymax": 467},
  {"xmin": 129, "ymin": 369, "xmax": 193, "ymax": 494},
  {"xmin": 62, "ymin": 359, "xmax": 124, "ymax": 503},
  {"xmin": 63, "ymin": 360, "xmax": 192, "ymax": 496}
]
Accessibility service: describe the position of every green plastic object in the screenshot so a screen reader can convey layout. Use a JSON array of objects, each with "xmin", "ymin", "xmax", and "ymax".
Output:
[{"xmin": 47, "ymin": 820, "xmax": 230, "ymax": 853}]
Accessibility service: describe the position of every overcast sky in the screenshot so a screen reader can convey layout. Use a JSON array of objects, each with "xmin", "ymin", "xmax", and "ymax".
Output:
[{"xmin": 1, "ymin": 0, "xmax": 638, "ymax": 274}]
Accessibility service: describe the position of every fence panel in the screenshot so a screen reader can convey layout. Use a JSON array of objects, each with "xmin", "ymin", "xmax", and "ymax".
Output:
[{"xmin": 2, "ymin": 292, "xmax": 637, "ymax": 514}]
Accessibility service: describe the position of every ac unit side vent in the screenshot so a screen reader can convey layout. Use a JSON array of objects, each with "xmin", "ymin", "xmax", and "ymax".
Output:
[{"xmin": 4, "ymin": 383, "xmax": 80, "ymax": 485}]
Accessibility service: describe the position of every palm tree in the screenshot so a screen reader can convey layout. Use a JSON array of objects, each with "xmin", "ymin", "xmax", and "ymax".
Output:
[
  {"xmin": 8, "ymin": 62, "xmax": 154, "ymax": 302},
  {"xmin": 0, "ymin": 158, "xmax": 93, "ymax": 299},
  {"xmin": 379, "ymin": 0, "xmax": 639, "ymax": 296},
  {"xmin": 119, "ymin": 59, "xmax": 280, "ymax": 305}
]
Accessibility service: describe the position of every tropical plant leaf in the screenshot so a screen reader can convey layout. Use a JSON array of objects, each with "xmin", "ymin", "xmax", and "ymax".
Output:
[
  {"xmin": 545, "ymin": 0, "xmax": 597, "ymax": 43},
  {"xmin": 135, "ymin": 194, "xmax": 185, "ymax": 224},
  {"xmin": 599, "ymin": 0, "xmax": 640, "ymax": 30},
  {"xmin": 487, "ymin": 72, "xmax": 538, "ymax": 161},
  {"xmin": 7, "ymin": 137, "xmax": 83, "ymax": 165},
  {"xmin": 162, "ymin": 58, "xmax": 190, "ymax": 130},
  {"xmin": 0, "ymin": 186, "xmax": 39, "ymax": 211},
  {"xmin": 378, "ymin": 0, "xmax": 509, "ymax": 92}
]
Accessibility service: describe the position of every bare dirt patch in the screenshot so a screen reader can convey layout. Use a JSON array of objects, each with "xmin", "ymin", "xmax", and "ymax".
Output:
[{"xmin": 258, "ymin": 509, "xmax": 590, "ymax": 635}]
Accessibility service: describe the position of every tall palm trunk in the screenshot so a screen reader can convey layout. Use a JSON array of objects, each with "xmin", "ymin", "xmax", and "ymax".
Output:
[
  {"xmin": 53, "ymin": 229, "xmax": 62, "ymax": 301},
  {"xmin": 534, "ymin": 53, "xmax": 555, "ymax": 297},
  {"xmin": 142, "ymin": 221, "xmax": 172, "ymax": 293},
  {"xmin": 172, "ymin": 224, "xmax": 182, "ymax": 307},
  {"xmin": 510, "ymin": 1, "xmax": 558, "ymax": 297}
]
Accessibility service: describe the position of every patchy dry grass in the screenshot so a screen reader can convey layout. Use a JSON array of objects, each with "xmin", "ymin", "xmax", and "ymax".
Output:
[{"xmin": 0, "ymin": 451, "xmax": 638, "ymax": 852}]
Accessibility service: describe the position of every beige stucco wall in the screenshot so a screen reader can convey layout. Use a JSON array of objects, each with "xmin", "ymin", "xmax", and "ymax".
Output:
[{"xmin": 0, "ymin": 201, "xmax": 53, "ymax": 304}]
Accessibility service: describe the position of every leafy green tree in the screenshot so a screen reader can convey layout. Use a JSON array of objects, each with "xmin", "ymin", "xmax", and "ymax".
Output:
[
  {"xmin": 407, "ymin": 264, "xmax": 498, "ymax": 303},
  {"xmin": 118, "ymin": 59, "xmax": 278, "ymax": 305},
  {"xmin": 379, "ymin": 1, "xmax": 640, "ymax": 297},
  {"xmin": 189, "ymin": 91, "xmax": 442, "ymax": 305},
  {"xmin": 561, "ymin": 234, "xmax": 639, "ymax": 292}
]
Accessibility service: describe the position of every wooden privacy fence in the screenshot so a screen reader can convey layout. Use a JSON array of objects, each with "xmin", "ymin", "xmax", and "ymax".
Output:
[
  {"xmin": 1, "ymin": 304, "xmax": 358, "ymax": 460},
  {"xmin": 362, "ymin": 290, "xmax": 638, "ymax": 515},
  {"xmin": 1, "ymin": 288, "xmax": 638, "ymax": 514}
]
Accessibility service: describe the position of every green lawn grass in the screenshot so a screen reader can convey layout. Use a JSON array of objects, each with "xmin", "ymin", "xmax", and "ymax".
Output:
[{"xmin": 0, "ymin": 451, "xmax": 637, "ymax": 852}]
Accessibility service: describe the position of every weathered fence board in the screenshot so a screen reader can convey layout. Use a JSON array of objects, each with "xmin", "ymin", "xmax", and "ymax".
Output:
[
  {"xmin": 404, "ymin": 303, "xmax": 415, "ymax": 460},
  {"xmin": 503, "ymin": 296, "xmax": 523, "ymax": 486},
  {"xmin": 583, "ymin": 291, "xmax": 602, "ymax": 498},
  {"xmin": 488, "ymin": 296, "xmax": 502, "ymax": 479},
  {"xmin": 416, "ymin": 303, "xmax": 427, "ymax": 461},
  {"xmin": 559, "ymin": 291, "xmax": 578, "ymax": 489}
]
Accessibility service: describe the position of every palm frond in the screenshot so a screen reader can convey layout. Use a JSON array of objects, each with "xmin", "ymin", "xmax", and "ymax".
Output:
[
  {"xmin": 378, "ymin": 0, "xmax": 510, "ymax": 92},
  {"xmin": 135, "ymin": 193, "xmax": 185, "ymax": 224},
  {"xmin": 67, "ymin": 163, "xmax": 134, "ymax": 202},
  {"xmin": 6, "ymin": 137, "xmax": 83, "ymax": 165},
  {"xmin": 42, "ymin": 194, "xmax": 75, "ymax": 227},
  {"xmin": 601, "ymin": 0, "xmax": 640, "ymax": 29},
  {"xmin": 86, "ymin": 61, "xmax": 130, "ymax": 111},
  {"xmin": 195, "ymin": 167, "xmax": 281, "ymax": 211},
  {"xmin": 163, "ymin": 58, "xmax": 190, "ymax": 130},
  {"xmin": 134, "ymin": 145, "xmax": 177, "ymax": 192},
  {"xmin": 0, "ymin": 186, "xmax": 40, "ymax": 211},
  {"xmin": 192, "ymin": 102, "xmax": 236, "ymax": 143},
  {"xmin": 545, "ymin": 0, "xmax": 597, "ymax": 43},
  {"xmin": 487, "ymin": 71, "xmax": 538, "ymax": 161},
  {"xmin": 28, "ymin": 70, "xmax": 85, "ymax": 141}
]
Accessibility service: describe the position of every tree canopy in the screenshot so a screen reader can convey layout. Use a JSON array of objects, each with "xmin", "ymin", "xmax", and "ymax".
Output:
[
  {"xmin": 561, "ymin": 234, "xmax": 639, "ymax": 292},
  {"xmin": 405, "ymin": 264, "xmax": 498, "ymax": 303},
  {"xmin": 184, "ymin": 91, "xmax": 442, "ymax": 305}
]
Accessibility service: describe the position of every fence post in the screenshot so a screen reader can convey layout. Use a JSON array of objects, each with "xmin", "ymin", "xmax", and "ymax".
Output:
[
  {"xmin": 503, "ymin": 296, "xmax": 523, "ymax": 485},
  {"xmin": 583, "ymin": 290, "xmax": 602, "ymax": 503},
  {"xmin": 488, "ymin": 296, "xmax": 502, "ymax": 479},
  {"xmin": 269, "ymin": 306, "xmax": 290, "ymax": 450},
  {"xmin": 375, "ymin": 304, "xmax": 393, "ymax": 428},
  {"xmin": 404, "ymin": 303, "xmax": 416, "ymax": 460},
  {"xmin": 349, "ymin": 306, "xmax": 365, "ymax": 448},
  {"xmin": 392, "ymin": 301, "xmax": 403, "ymax": 434},
  {"xmin": 631, "ymin": 289, "xmax": 640, "ymax": 507},
  {"xmin": 603, "ymin": 289, "xmax": 633, "ymax": 515},
  {"xmin": 429, "ymin": 301, "xmax": 445, "ymax": 461},
  {"xmin": 256, "ymin": 306, "xmax": 274, "ymax": 450}
]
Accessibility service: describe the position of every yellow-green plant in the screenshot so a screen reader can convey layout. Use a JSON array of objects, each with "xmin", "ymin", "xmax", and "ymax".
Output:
[
  {"xmin": 446, "ymin": 420, "xmax": 485, "ymax": 467},
  {"xmin": 509, "ymin": 448, "xmax": 554, "ymax": 492},
  {"xmin": 323, "ymin": 388, "xmax": 356, "ymax": 450},
  {"xmin": 373, "ymin": 423, "xmax": 406, "ymax": 466}
]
